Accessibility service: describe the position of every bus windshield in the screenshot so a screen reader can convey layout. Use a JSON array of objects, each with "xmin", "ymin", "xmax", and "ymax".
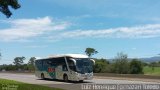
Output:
[{"xmin": 74, "ymin": 58, "xmax": 93, "ymax": 74}]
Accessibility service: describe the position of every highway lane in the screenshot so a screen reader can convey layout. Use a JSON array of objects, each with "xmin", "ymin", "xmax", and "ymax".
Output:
[{"xmin": 0, "ymin": 73, "xmax": 160, "ymax": 90}]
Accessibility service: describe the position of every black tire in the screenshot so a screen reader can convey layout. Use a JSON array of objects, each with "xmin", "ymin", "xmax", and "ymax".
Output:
[
  {"xmin": 79, "ymin": 80, "xmax": 83, "ymax": 83},
  {"xmin": 63, "ymin": 74, "xmax": 68, "ymax": 82},
  {"xmin": 41, "ymin": 73, "xmax": 45, "ymax": 79}
]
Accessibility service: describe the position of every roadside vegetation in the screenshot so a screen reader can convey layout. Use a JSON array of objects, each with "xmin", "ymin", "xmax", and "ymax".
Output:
[
  {"xmin": 93, "ymin": 52, "xmax": 144, "ymax": 74},
  {"xmin": 0, "ymin": 78, "xmax": 63, "ymax": 90},
  {"xmin": 143, "ymin": 66, "xmax": 160, "ymax": 76},
  {"xmin": 94, "ymin": 54, "xmax": 160, "ymax": 76},
  {"xmin": 93, "ymin": 53, "xmax": 160, "ymax": 76},
  {"xmin": 0, "ymin": 56, "xmax": 36, "ymax": 72},
  {"xmin": 85, "ymin": 47, "xmax": 160, "ymax": 76}
]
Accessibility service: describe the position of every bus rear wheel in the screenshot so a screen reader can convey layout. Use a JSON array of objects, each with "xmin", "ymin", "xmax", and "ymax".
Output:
[
  {"xmin": 41, "ymin": 73, "xmax": 45, "ymax": 79},
  {"xmin": 63, "ymin": 75, "xmax": 68, "ymax": 82}
]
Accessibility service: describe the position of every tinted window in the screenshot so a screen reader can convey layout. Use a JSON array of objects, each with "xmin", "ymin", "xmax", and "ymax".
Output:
[
  {"xmin": 35, "ymin": 60, "xmax": 42, "ymax": 67},
  {"xmin": 67, "ymin": 58, "xmax": 76, "ymax": 71}
]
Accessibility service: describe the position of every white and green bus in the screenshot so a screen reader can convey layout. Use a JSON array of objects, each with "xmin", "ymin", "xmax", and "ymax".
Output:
[{"xmin": 35, "ymin": 54, "xmax": 95, "ymax": 82}]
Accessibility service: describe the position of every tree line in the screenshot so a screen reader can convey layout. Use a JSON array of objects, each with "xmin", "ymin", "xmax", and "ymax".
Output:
[
  {"xmin": 93, "ymin": 53, "xmax": 144, "ymax": 74},
  {"xmin": 0, "ymin": 56, "xmax": 36, "ymax": 72},
  {"xmin": 85, "ymin": 48, "xmax": 160, "ymax": 74}
]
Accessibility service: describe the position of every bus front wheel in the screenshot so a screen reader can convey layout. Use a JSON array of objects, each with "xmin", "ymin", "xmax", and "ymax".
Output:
[
  {"xmin": 63, "ymin": 74, "xmax": 68, "ymax": 82},
  {"xmin": 79, "ymin": 80, "xmax": 83, "ymax": 83}
]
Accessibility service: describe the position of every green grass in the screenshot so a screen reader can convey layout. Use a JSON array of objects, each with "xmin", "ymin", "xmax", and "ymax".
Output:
[
  {"xmin": 0, "ymin": 78, "xmax": 63, "ymax": 90},
  {"xmin": 143, "ymin": 66, "xmax": 160, "ymax": 76}
]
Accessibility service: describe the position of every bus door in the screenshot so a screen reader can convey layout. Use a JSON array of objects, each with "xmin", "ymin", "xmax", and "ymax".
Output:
[
  {"xmin": 46, "ymin": 59, "xmax": 56, "ymax": 79},
  {"xmin": 55, "ymin": 57, "xmax": 68, "ymax": 80},
  {"xmin": 66, "ymin": 58, "xmax": 77, "ymax": 80}
]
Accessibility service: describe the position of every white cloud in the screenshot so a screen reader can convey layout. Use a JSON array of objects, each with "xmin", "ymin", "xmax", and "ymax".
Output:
[
  {"xmin": 0, "ymin": 16, "xmax": 69, "ymax": 42},
  {"xmin": 25, "ymin": 45, "xmax": 48, "ymax": 48},
  {"xmin": 49, "ymin": 24, "xmax": 160, "ymax": 40},
  {"xmin": 1, "ymin": 16, "xmax": 160, "ymax": 42}
]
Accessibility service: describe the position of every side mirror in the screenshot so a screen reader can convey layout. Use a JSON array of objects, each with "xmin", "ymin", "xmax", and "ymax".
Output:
[
  {"xmin": 70, "ymin": 58, "xmax": 76, "ymax": 65},
  {"xmin": 90, "ymin": 59, "xmax": 95, "ymax": 65}
]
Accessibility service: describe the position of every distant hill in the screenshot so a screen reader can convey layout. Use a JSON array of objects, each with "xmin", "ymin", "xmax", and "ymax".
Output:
[
  {"xmin": 140, "ymin": 56, "xmax": 160, "ymax": 63},
  {"xmin": 108, "ymin": 56, "xmax": 160, "ymax": 63}
]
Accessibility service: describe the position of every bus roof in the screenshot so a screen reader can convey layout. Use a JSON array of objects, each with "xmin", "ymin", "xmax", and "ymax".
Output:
[
  {"xmin": 48, "ymin": 54, "xmax": 89, "ymax": 58},
  {"xmin": 35, "ymin": 54, "xmax": 89, "ymax": 60}
]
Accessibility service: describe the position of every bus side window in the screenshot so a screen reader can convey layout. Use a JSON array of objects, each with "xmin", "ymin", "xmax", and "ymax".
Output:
[
  {"xmin": 47, "ymin": 60, "xmax": 52, "ymax": 66},
  {"xmin": 48, "ymin": 60, "xmax": 56, "ymax": 66},
  {"xmin": 36, "ymin": 60, "xmax": 42, "ymax": 67},
  {"xmin": 42, "ymin": 59, "xmax": 47, "ymax": 66}
]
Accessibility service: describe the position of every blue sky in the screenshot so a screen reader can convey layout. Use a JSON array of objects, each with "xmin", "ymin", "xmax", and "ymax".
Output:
[{"xmin": 1, "ymin": 0, "xmax": 160, "ymax": 64}]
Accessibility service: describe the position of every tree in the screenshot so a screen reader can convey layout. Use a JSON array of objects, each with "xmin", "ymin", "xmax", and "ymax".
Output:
[
  {"xmin": 28, "ymin": 57, "xmax": 36, "ymax": 65},
  {"xmin": 0, "ymin": 0, "xmax": 20, "ymax": 18},
  {"xmin": 28, "ymin": 57, "xmax": 36, "ymax": 71},
  {"xmin": 93, "ymin": 59, "xmax": 109, "ymax": 73},
  {"xmin": 112, "ymin": 52, "xmax": 130, "ymax": 74},
  {"xmin": 13, "ymin": 56, "xmax": 25, "ymax": 66},
  {"xmin": 129, "ymin": 59, "xmax": 143, "ymax": 74},
  {"xmin": 85, "ymin": 48, "xmax": 98, "ymax": 57},
  {"xmin": 13, "ymin": 56, "xmax": 25, "ymax": 71}
]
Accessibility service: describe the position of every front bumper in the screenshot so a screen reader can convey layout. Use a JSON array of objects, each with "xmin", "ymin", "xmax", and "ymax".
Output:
[{"xmin": 76, "ymin": 73, "xmax": 94, "ymax": 80}]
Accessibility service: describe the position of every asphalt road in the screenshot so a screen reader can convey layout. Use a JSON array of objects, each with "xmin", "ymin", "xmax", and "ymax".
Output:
[{"xmin": 0, "ymin": 73, "xmax": 160, "ymax": 90}]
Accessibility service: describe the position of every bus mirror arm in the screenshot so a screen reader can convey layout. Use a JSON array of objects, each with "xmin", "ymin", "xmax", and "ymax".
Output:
[
  {"xmin": 90, "ymin": 59, "xmax": 95, "ymax": 65},
  {"xmin": 70, "ymin": 58, "xmax": 76, "ymax": 65}
]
